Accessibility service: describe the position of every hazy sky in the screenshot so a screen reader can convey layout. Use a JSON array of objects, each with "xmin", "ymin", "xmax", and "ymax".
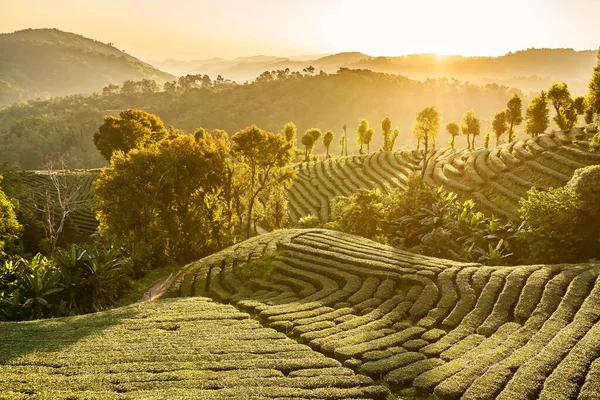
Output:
[{"xmin": 2, "ymin": 0, "xmax": 599, "ymax": 60}]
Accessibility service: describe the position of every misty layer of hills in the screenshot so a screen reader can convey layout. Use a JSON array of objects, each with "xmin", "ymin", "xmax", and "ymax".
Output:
[
  {"xmin": 0, "ymin": 29, "xmax": 173, "ymax": 105},
  {"xmin": 153, "ymin": 49, "xmax": 597, "ymax": 95},
  {"xmin": 0, "ymin": 28, "xmax": 598, "ymax": 108}
]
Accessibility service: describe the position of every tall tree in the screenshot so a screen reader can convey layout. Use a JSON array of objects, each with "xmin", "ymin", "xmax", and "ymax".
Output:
[
  {"xmin": 505, "ymin": 93, "xmax": 524, "ymax": 142},
  {"xmin": 588, "ymin": 48, "xmax": 600, "ymax": 116},
  {"xmin": 381, "ymin": 116, "xmax": 392, "ymax": 151},
  {"xmin": 363, "ymin": 128, "xmax": 374, "ymax": 153},
  {"xmin": 525, "ymin": 91, "xmax": 550, "ymax": 137},
  {"xmin": 548, "ymin": 82, "xmax": 574, "ymax": 130},
  {"xmin": 0, "ymin": 175, "xmax": 22, "ymax": 260},
  {"xmin": 446, "ymin": 122, "xmax": 460, "ymax": 149},
  {"xmin": 301, "ymin": 133, "xmax": 315, "ymax": 162},
  {"xmin": 390, "ymin": 127, "xmax": 400, "ymax": 150},
  {"xmin": 95, "ymin": 135, "xmax": 232, "ymax": 267},
  {"xmin": 461, "ymin": 110, "xmax": 480, "ymax": 150},
  {"xmin": 339, "ymin": 135, "xmax": 346, "ymax": 157},
  {"xmin": 492, "ymin": 110, "xmax": 508, "ymax": 146},
  {"xmin": 413, "ymin": 106, "xmax": 441, "ymax": 178},
  {"xmin": 94, "ymin": 109, "xmax": 168, "ymax": 161},
  {"xmin": 342, "ymin": 124, "xmax": 348, "ymax": 156},
  {"xmin": 356, "ymin": 119, "xmax": 369, "ymax": 154},
  {"xmin": 301, "ymin": 128, "xmax": 322, "ymax": 161},
  {"xmin": 231, "ymin": 126, "xmax": 294, "ymax": 239},
  {"xmin": 284, "ymin": 122, "xmax": 297, "ymax": 147},
  {"xmin": 323, "ymin": 130, "xmax": 334, "ymax": 158}
]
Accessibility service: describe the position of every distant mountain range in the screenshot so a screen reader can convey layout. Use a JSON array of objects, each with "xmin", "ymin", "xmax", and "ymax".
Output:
[
  {"xmin": 0, "ymin": 28, "xmax": 597, "ymax": 107},
  {"xmin": 0, "ymin": 28, "xmax": 174, "ymax": 105},
  {"xmin": 152, "ymin": 49, "xmax": 598, "ymax": 95}
]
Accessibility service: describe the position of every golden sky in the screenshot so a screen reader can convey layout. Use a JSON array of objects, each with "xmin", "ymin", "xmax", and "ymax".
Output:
[{"xmin": 1, "ymin": 0, "xmax": 599, "ymax": 60}]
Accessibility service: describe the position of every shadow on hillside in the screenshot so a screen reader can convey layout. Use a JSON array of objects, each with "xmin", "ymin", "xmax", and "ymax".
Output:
[{"xmin": 0, "ymin": 306, "xmax": 139, "ymax": 363}]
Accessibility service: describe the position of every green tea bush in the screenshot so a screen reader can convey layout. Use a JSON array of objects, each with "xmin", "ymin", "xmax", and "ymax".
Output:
[{"xmin": 519, "ymin": 165, "xmax": 600, "ymax": 263}]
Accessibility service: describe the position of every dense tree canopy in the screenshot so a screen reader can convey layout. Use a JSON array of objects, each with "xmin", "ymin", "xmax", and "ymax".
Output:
[
  {"xmin": 0, "ymin": 69, "xmax": 524, "ymax": 169},
  {"xmin": 94, "ymin": 109, "xmax": 169, "ymax": 161},
  {"xmin": 95, "ymin": 135, "xmax": 230, "ymax": 269},
  {"xmin": 0, "ymin": 175, "xmax": 22, "ymax": 260}
]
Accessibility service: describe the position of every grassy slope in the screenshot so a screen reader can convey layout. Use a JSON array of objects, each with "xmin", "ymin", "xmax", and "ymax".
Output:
[
  {"xmin": 165, "ymin": 228, "xmax": 600, "ymax": 399},
  {"xmin": 0, "ymin": 296, "xmax": 388, "ymax": 399}
]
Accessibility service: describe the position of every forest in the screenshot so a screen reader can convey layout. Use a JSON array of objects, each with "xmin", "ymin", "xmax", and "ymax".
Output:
[{"xmin": 0, "ymin": 68, "xmax": 523, "ymax": 169}]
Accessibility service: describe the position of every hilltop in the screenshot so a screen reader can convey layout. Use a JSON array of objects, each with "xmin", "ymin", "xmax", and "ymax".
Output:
[
  {"xmin": 0, "ymin": 28, "xmax": 174, "ymax": 105},
  {"xmin": 153, "ymin": 48, "xmax": 598, "ymax": 94}
]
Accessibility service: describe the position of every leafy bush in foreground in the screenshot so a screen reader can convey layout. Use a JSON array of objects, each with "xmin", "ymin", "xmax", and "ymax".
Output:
[{"xmin": 518, "ymin": 165, "xmax": 600, "ymax": 263}]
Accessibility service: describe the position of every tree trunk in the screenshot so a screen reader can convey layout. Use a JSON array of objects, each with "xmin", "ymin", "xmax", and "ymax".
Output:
[
  {"xmin": 467, "ymin": 134, "xmax": 471, "ymax": 150},
  {"xmin": 451, "ymin": 136, "xmax": 455, "ymax": 149},
  {"xmin": 421, "ymin": 135, "xmax": 429, "ymax": 179}
]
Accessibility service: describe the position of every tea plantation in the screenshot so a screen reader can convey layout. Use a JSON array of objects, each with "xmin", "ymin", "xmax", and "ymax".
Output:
[{"xmin": 165, "ymin": 229, "xmax": 600, "ymax": 399}]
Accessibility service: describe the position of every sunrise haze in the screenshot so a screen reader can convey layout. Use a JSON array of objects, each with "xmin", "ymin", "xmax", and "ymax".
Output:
[{"xmin": 2, "ymin": 0, "xmax": 600, "ymax": 60}]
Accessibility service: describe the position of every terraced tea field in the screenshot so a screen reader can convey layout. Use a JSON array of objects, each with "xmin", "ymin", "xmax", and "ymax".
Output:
[
  {"xmin": 424, "ymin": 130, "xmax": 600, "ymax": 220},
  {"xmin": 289, "ymin": 130, "xmax": 600, "ymax": 222},
  {"xmin": 288, "ymin": 150, "xmax": 422, "ymax": 223},
  {"xmin": 0, "ymin": 297, "xmax": 388, "ymax": 399},
  {"xmin": 13, "ymin": 130, "xmax": 600, "ymax": 236},
  {"xmin": 167, "ymin": 229, "xmax": 600, "ymax": 399}
]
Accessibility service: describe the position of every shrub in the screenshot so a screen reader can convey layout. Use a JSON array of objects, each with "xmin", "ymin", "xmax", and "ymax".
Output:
[
  {"xmin": 297, "ymin": 214, "xmax": 321, "ymax": 229},
  {"xmin": 518, "ymin": 165, "xmax": 600, "ymax": 263}
]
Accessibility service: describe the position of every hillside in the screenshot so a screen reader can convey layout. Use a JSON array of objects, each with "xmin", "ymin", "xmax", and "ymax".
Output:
[
  {"xmin": 153, "ymin": 48, "xmax": 598, "ymax": 95},
  {"xmin": 162, "ymin": 228, "xmax": 600, "ymax": 399},
  {"xmin": 287, "ymin": 130, "xmax": 600, "ymax": 223},
  {"xmin": 11, "ymin": 131, "xmax": 600, "ymax": 241},
  {"xmin": 0, "ymin": 296, "xmax": 388, "ymax": 399},
  {"xmin": 0, "ymin": 28, "xmax": 174, "ymax": 105},
  {"xmin": 0, "ymin": 68, "xmax": 520, "ymax": 169}
]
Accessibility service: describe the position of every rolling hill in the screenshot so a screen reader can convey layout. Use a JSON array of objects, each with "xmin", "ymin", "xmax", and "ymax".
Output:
[
  {"xmin": 0, "ymin": 296, "xmax": 388, "ymax": 399},
  {"xmin": 0, "ymin": 28, "xmax": 174, "ymax": 105},
  {"xmin": 153, "ymin": 48, "xmax": 598, "ymax": 95},
  {"xmin": 11, "ymin": 130, "xmax": 600, "ymax": 241},
  {"xmin": 164, "ymin": 228, "xmax": 600, "ymax": 399},
  {"xmin": 3, "ymin": 228, "xmax": 599, "ymax": 398}
]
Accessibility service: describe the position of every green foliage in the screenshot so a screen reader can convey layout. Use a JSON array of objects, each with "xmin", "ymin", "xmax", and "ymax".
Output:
[
  {"xmin": 492, "ymin": 110, "xmax": 508, "ymax": 146},
  {"xmin": 297, "ymin": 214, "xmax": 320, "ymax": 229},
  {"xmin": 363, "ymin": 128, "xmax": 375, "ymax": 153},
  {"xmin": 356, "ymin": 119, "xmax": 369, "ymax": 154},
  {"xmin": 0, "ymin": 244, "xmax": 128, "ymax": 320},
  {"xmin": 95, "ymin": 135, "xmax": 233, "ymax": 269},
  {"xmin": 573, "ymin": 96, "xmax": 586, "ymax": 115},
  {"xmin": 461, "ymin": 110, "xmax": 480, "ymax": 150},
  {"xmin": 323, "ymin": 130, "xmax": 334, "ymax": 158},
  {"xmin": 389, "ymin": 190, "xmax": 519, "ymax": 265},
  {"xmin": 588, "ymin": 48, "xmax": 600, "ymax": 115},
  {"xmin": 0, "ymin": 176, "xmax": 22, "ymax": 260},
  {"xmin": 518, "ymin": 165, "xmax": 600, "ymax": 263},
  {"xmin": 381, "ymin": 116, "xmax": 393, "ymax": 151},
  {"xmin": 302, "ymin": 128, "xmax": 322, "ymax": 161},
  {"xmin": 390, "ymin": 127, "xmax": 400, "ymax": 150},
  {"xmin": 330, "ymin": 189, "xmax": 387, "ymax": 241},
  {"xmin": 94, "ymin": 109, "xmax": 169, "ymax": 161},
  {"xmin": 231, "ymin": 125, "xmax": 294, "ymax": 239},
  {"xmin": 506, "ymin": 93, "xmax": 524, "ymax": 142},
  {"xmin": 525, "ymin": 91, "xmax": 550, "ymax": 137},
  {"xmin": 262, "ymin": 185, "xmax": 289, "ymax": 230},
  {"xmin": 284, "ymin": 121, "xmax": 297, "ymax": 146},
  {"xmin": 548, "ymin": 82, "xmax": 574, "ymax": 130},
  {"xmin": 446, "ymin": 122, "xmax": 460, "ymax": 149}
]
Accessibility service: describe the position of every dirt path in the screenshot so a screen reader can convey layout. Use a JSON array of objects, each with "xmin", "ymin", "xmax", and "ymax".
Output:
[
  {"xmin": 139, "ymin": 225, "xmax": 270, "ymax": 302},
  {"xmin": 138, "ymin": 273, "xmax": 176, "ymax": 302}
]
